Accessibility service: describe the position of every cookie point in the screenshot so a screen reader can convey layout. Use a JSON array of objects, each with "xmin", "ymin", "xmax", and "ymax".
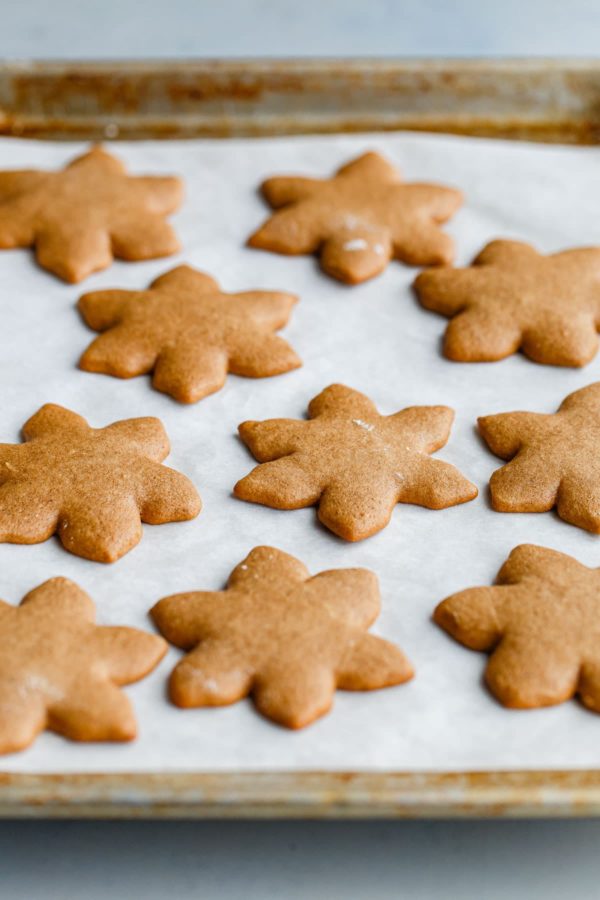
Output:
[
  {"xmin": 169, "ymin": 668, "xmax": 198, "ymax": 708},
  {"xmin": 237, "ymin": 419, "xmax": 258, "ymax": 439},
  {"xmin": 285, "ymin": 350, "xmax": 303, "ymax": 371},
  {"xmin": 50, "ymin": 260, "xmax": 87, "ymax": 285},
  {"xmin": 149, "ymin": 596, "xmax": 169, "ymax": 627},
  {"xmin": 67, "ymin": 536, "xmax": 137, "ymax": 565},
  {"xmin": 387, "ymin": 653, "xmax": 416, "ymax": 685},
  {"xmin": 317, "ymin": 510, "xmax": 375, "ymax": 543},
  {"xmin": 461, "ymin": 480, "xmax": 479, "ymax": 502},
  {"xmin": 35, "ymin": 401, "xmax": 69, "ymax": 419},
  {"xmin": 112, "ymin": 716, "xmax": 138, "ymax": 743},
  {"xmin": 246, "ymin": 230, "xmax": 264, "ymax": 249},
  {"xmin": 184, "ymin": 491, "xmax": 203, "ymax": 520},
  {"xmin": 430, "ymin": 247, "xmax": 455, "ymax": 267},
  {"xmin": 432, "ymin": 599, "xmax": 455, "ymax": 632},
  {"xmin": 412, "ymin": 269, "xmax": 431, "ymax": 289},
  {"xmin": 269, "ymin": 698, "xmax": 333, "ymax": 730},
  {"xmin": 402, "ymin": 659, "xmax": 416, "ymax": 682},
  {"xmin": 43, "ymin": 575, "xmax": 79, "ymax": 591},
  {"xmin": 320, "ymin": 258, "xmax": 373, "ymax": 286},
  {"xmin": 149, "ymin": 634, "xmax": 169, "ymax": 665},
  {"xmin": 246, "ymin": 544, "xmax": 280, "ymax": 561},
  {"xmin": 232, "ymin": 478, "xmax": 250, "ymax": 500}
]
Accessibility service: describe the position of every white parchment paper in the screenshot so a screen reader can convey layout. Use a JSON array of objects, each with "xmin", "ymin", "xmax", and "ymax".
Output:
[{"xmin": 0, "ymin": 132, "xmax": 600, "ymax": 773}]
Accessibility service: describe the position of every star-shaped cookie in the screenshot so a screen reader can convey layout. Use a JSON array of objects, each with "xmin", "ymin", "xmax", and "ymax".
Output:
[
  {"xmin": 0, "ymin": 404, "xmax": 200, "ymax": 562},
  {"xmin": 0, "ymin": 145, "xmax": 182, "ymax": 283},
  {"xmin": 478, "ymin": 382, "xmax": 600, "ymax": 533},
  {"xmin": 234, "ymin": 384, "xmax": 477, "ymax": 541},
  {"xmin": 435, "ymin": 544, "xmax": 600, "ymax": 712},
  {"xmin": 78, "ymin": 265, "xmax": 301, "ymax": 403},
  {"xmin": 248, "ymin": 151, "xmax": 463, "ymax": 284},
  {"xmin": 414, "ymin": 240, "xmax": 600, "ymax": 366},
  {"xmin": 151, "ymin": 546, "xmax": 413, "ymax": 729},
  {"xmin": 0, "ymin": 577, "xmax": 166, "ymax": 754}
]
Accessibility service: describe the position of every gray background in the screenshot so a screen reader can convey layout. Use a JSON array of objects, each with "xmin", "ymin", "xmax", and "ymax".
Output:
[
  {"xmin": 2, "ymin": 1, "xmax": 600, "ymax": 897},
  {"xmin": 4, "ymin": 0, "xmax": 600, "ymax": 59}
]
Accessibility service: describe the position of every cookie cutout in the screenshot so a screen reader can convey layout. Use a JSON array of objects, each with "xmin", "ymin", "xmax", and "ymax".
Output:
[
  {"xmin": 0, "ymin": 577, "xmax": 166, "ymax": 754},
  {"xmin": 434, "ymin": 544, "xmax": 600, "ymax": 712},
  {"xmin": 0, "ymin": 404, "xmax": 200, "ymax": 562},
  {"xmin": 479, "ymin": 382, "xmax": 600, "ymax": 533},
  {"xmin": 248, "ymin": 151, "xmax": 462, "ymax": 284},
  {"xmin": 414, "ymin": 240, "xmax": 600, "ymax": 365},
  {"xmin": 78, "ymin": 265, "xmax": 301, "ymax": 404},
  {"xmin": 0, "ymin": 145, "xmax": 182, "ymax": 283},
  {"xmin": 234, "ymin": 384, "xmax": 477, "ymax": 541},
  {"xmin": 151, "ymin": 546, "xmax": 413, "ymax": 729}
]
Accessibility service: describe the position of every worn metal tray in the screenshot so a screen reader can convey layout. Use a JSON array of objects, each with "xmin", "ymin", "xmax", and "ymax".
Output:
[
  {"xmin": 0, "ymin": 58, "xmax": 599, "ymax": 818},
  {"xmin": 0, "ymin": 58, "xmax": 598, "ymax": 144}
]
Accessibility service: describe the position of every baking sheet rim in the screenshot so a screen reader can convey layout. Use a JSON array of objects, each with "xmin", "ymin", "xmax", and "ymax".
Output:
[{"xmin": 2, "ymin": 769, "xmax": 600, "ymax": 818}]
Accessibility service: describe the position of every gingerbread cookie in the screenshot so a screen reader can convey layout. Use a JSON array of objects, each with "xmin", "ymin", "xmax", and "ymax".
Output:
[
  {"xmin": 414, "ymin": 240, "xmax": 600, "ymax": 365},
  {"xmin": 248, "ymin": 151, "xmax": 463, "ymax": 284},
  {"xmin": 0, "ymin": 577, "xmax": 166, "ymax": 754},
  {"xmin": 0, "ymin": 145, "xmax": 182, "ymax": 283},
  {"xmin": 0, "ymin": 404, "xmax": 200, "ymax": 562},
  {"xmin": 234, "ymin": 384, "xmax": 477, "ymax": 541},
  {"xmin": 434, "ymin": 544, "xmax": 600, "ymax": 712},
  {"xmin": 78, "ymin": 265, "xmax": 301, "ymax": 404},
  {"xmin": 151, "ymin": 546, "xmax": 413, "ymax": 729},
  {"xmin": 479, "ymin": 382, "xmax": 600, "ymax": 533}
]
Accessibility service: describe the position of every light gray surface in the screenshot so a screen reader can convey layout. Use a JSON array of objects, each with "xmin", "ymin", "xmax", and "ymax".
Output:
[
  {"xmin": 2, "ymin": 1, "xmax": 600, "ymax": 898},
  {"xmin": 1, "ymin": 818, "xmax": 600, "ymax": 900},
  {"xmin": 2, "ymin": 0, "xmax": 600, "ymax": 59}
]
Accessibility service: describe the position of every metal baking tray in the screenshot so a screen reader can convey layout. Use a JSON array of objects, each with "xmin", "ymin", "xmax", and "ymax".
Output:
[
  {"xmin": 0, "ymin": 58, "xmax": 599, "ymax": 819},
  {"xmin": 0, "ymin": 58, "xmax": 598, "ymax": 144}
]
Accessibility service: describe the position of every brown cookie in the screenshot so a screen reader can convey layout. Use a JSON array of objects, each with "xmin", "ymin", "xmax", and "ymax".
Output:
[
  {"xmin": 0, "ymin": 577, "xmax": 166, "ymax": 754},
  {"xmin": 434, "ymin": 544, "xmax": 600, "ymax": 712},
  {"xmin": 479, "ymin": 382, "xmax": 600, "ymax": 533},
  {"xmin": 234, "ymin": 384, "xmax": 477, "ymax": 541},
  {"xmin": 414, "ymin": 240, "xmax": 600, "ymax": 365},
  {"xmin": 248, "ymin": 151, "xmax": 462, "ymax": 284},
  {"xmin": 0, "ymin": 145, "xmax": 182, "ymax": 283},
  {"xmin": 0, "ymin": 403, "xmax": 200, "ymax": 562},
  {"xmin": 78, "ymin": 264, "xmax": 301, "ymax": 404},
  {"xmin": 151, "ymin": 546, "xmax": 413, "ymax": 729}
]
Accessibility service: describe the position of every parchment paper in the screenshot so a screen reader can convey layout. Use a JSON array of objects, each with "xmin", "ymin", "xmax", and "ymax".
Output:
[{"xmin": 0, "ymin": 132, "xmax": 599, "ymax": 773}]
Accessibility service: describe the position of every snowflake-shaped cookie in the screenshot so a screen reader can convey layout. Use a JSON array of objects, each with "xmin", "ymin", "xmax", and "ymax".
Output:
[
  {"xmin": 234, "ymin": 384, "xmax": 477, "ymax": 541},
  {"xmin": 435, "ymin": 544, "xmax": 600, "ymax": 712},
  {"xmin": 0, "ymin": 145, "xmax": 182, "ymax": 282},
  {"xmin": 0, "ymin": 404, "xmax": 200, "ymax": 562},
  {"xmin": 78, "ymin": 265, "xmax": 301, "ymax": 403},
  {"xmin": 248, "ymin": 151, "xmax": 463, "ymax": 284},
  {"xmin": 0, "ymin": 577, "xmax": 166, "ymax": 754},
  {"xmin": 414, "ymin": 240, "xmax": 600, "ymax": 365},
  {"xmin": 152, "ymin": 546, "xmax": 413, "ymax": 729},
  {"xmin": 479, "ymin": 382, "xmax": 600, "ymax": 533}
]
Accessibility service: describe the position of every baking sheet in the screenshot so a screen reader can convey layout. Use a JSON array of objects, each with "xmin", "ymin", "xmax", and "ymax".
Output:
[{"xmin": 0, "ymin": 132, "xmax": 599, "ymax": 775}]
